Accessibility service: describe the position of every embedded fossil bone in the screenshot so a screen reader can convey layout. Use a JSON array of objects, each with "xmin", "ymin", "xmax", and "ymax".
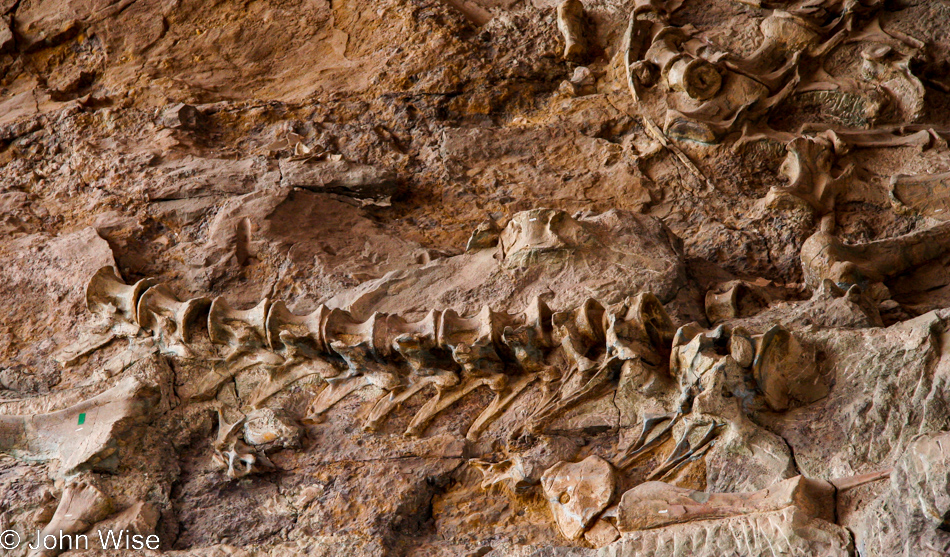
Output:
[
  {"xmin": 70, "ymin": 269, "xmax": 694, "ymax": 450},
  {"xmin": 752, "ymin": 325, "xmax": 826, "ymax": 411},
  {"xmin": 136, "ymin": 283, "xmax": 211, "ymax": 355},
  {"xmin": 612, "ymin": 413, "xmax": 679, "ymax": 470},
  {"xmin": 211, "ymin": 408, "xmax": 274, "ymax": 479},
  {"xmin": 763, "ymin": 133, "xmax": 852, "ymax": 214},
  {"xmin": 645, "ymin": 420, "xmax": 722, "ymax": 481},
  {"xmin": 29, "ymin": 479, "xmax": 114, "ymax": 557},
  {"xmin": 404, "ymin": 372, "xmax": 507, "ymax": 437},
  {"xmin": 890, "ymin": 170, "xmax": 950, "ymax": 220},
  {"xmin": 243, "ymin": 407, "xmax": 302, "ymax": 449},
  {"xmin": 615, "ymin": 474, "xmax": 836, "ymax": 533},
  {"xmin": 541, "ymin": 455, "xmax": 616, "ymax": 540},
  {"xmin": 86, "ymin": 266, "xmax": 158, "ymax": 325},
  {"xmin": 704, "ymin": 280, "xmax": 772, "ymax": 324},
  {"xmin": 801, "ymin": 214, "xmax": 950, "ymax": 292},
  {"xmin": 622, "ymin": 8, "xmax": 715, "ymax": 187},
  {"xmin": 556, "ymin": 0, "xmax": 588, "ymax": 62},
  {"xmin": 57, "ymin": 267, "xmax": 158, "ymax": 365},
  {"xmin": 0, "ymin": 376, "xmax": 160, "ymax": 475},
  {"xmin": 264, "ymin": 301, "xmax": 330, "ymax": 354},
  {"xmin": 207, "ymin": 296, "xmax": 271, "ymax": 362}
]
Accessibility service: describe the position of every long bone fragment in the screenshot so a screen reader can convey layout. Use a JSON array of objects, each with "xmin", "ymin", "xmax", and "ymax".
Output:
[
  {"xmin": 801, "ymin": 214, "xmax": 950, "ymax": 291},
  {"xmin": 0, "ymin": 376, "xmax": 159, "ymax": 475},
  {"xmin": 29, "ymin": 479, "xmax": 113, "ymax": 557}
]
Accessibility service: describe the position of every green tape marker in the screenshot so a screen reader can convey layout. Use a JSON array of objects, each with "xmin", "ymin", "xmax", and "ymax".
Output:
[{"xmin": 78, "ymin": 413, "xmax": 86, "ymax": 425}]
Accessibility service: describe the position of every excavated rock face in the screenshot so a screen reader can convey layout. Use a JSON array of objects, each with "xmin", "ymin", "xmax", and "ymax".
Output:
[{"xmin": 2, "ymin": 0, "xmax": 950, "ymax": 555}]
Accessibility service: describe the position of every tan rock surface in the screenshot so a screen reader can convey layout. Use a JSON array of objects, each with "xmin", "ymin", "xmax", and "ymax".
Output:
[{"xmin": 1, "ymin": 0, "xmax": 950, "ymax": 554}]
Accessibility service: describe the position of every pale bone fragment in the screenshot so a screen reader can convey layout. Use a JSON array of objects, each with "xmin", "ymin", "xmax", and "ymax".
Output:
[
  {"xmin": 704, "ymin": 280, "xmax": 771, "ymax": 324},
  {"xmin": 207, "ymin": 297, "xmax": 271, "ymax": 362},
  {"xmin": 522, "ymin": 295, "xmax": 676, "ymax": 436},
  {"xmin": 498, "ymin": 209, "xmax": 594, "ymax": 266},
  {"xmin": 57, "ymin": 266, "xmax": 157, "ymax": 365},
  {"xmin": 541, "ymin": 455, "xmax": 616, "ymax": 540},
  {"xmin": 305, "ymin": 342, "xmax": 403, "ymax": 423},
  {"xmin": 54, "ymin": 330, "xmax": 119, "ymax": 367},
  {"xmin": 0, "ymin": 376, "xmax": 158, "ymax": 475},
  {"xmin": 249, "ymin": 357, "xmax": 338, "ymax": 409},
  {"xmin": 265, "ymin": 300, "xmax": 330, "ymax": 353},
  {"xmin": 556, "ymin": 0, "xmax": 588, "ymax": 62},
  {"xmin": 211, "ymin": 408, "xmax": 273, "ymax": 479},
  {"xmin": 644, "ymin": 28, "xmax": 721, "ymax": 101},
  {"xmin": 364, "ymin": 373, "xmax": 448, "ymax": 432},
  {"xmin": 29, "ymin": 479, "xmax": 113, "ymax": 557},
  {"xmin": 615, "ymin": 475, "xmax": 836, "ymax": 533},
  {"xmin": 622, "ymin": 9, "xmax": 714, "ymax": 189},
  {"xmin": 604, "ymin": 293, "xmax": 675, "ymax": 366},
  {"xmin": 136, "ymin": 283, "xmax": 211, "ymax": 354},
  {"xmin": 671, "ymin": 322, "xmax": 825, "ymax": 413},
  {"xmin": 159, "ymin": 102, "xmax": 201, "ymax": 130},
  {"xmin": 92, "ymin": 500, "xmax": 160, "ymax": 539},
  {"xmin": 471, "ymin": 435, "xmax": 580, "ymax": 492},
  {"xmin": 465, "ymin": 218, "xmax": 502, "ymax": 252},
  {"xmin": 243, "ymin": 407, "xmax": 301, "ymax": 449},
  {"xmin": 646, "ymin": 420, "xmax": 722, "ymax": 481},
  {"xmin": 612, "ymin": 413, "xmax": 679, "ymax": 470},
  {"xmin": 801, "ymin": 214, "xmax": 950, "ymax": 292},
  {"xmin": 465, "ymin": 373, "xmax": 538, "ymax": 442},
  {"xmin": 404, "ymin": 373, "xmax": 507, "ymax": 437},
  {"xmin": 860, "ymin": 44, "xmax": 926, "ymax": 123},
  {"xmin": 584, "ymin": 518, "xmax": 621, "ymax": 548},
  {"xmin": 86, "ymin": 266, "xmax": 158, "ymax": 324},
  {"xmin": 752, "ymin": 325, "xmax": 826, "ymax": 411},
  {"xmin": 890, "ymin": 170, "xmax": 950, "ymax": 219},
  {"xmin": 324, "ymin": 308, "xmax": 392, "ymax": 358},
  {"xmin": 728, "ymin": 327, "xmax": 755, "ymax": 368},
  {"xmin": 759, "ymin": 133, "xmax": 851, "ymax": 214}
]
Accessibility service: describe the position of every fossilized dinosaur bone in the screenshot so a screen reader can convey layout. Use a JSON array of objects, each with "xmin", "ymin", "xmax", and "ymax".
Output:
[
  {"xmin": 0, "ymin": 376, "xmax": 160, "ymax": 475},
  {"xmin": 540, "ymin": 447, "xmax": 888, "ymax": 545},
  {"xmin": 29, "ymin": 479, "xmax": 113, "ymax": 557},
  {"xmin": 801, "ymin": 215, "xmax": 950, "ymax": 293},
  {"xmin": 73, "ymin": 268, "xmax": 687, "ymax": 447},
  {"xmin": 556, "ymin": 0, "xmax": 589, "ymax": 62}
]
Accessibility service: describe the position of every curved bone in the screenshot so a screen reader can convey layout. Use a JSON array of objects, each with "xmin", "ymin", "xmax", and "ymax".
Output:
[
  {"xmin": 646, "ymin": 421, "xmax": 722, "ymax": 481},
  {"xmin": 29, "ymin": 480, "xmax": 113, "ymax": 557},
  {"xmin": 752, "ymin": 325, "xmax": 826, "ymax": 411},
  {"xmin": 404, "ymin": 373, "xmax": 507, "ymax": 437},
  {"xmin": 363, "ymin": 373, "xmax": 449, "ymax": 432},
  {"xmin": 466, "ymin": 373, "xmax": 538, "ymax": 441},
  {"xmin": 612, "ymin": 413, "xmax": 679, "ymax": 470},
  {"xmin": 137, "ymin": 284, "xmax": 211, "ymax": 346},
  {"xmin": 86, "ymin": 266, "xmax": 158, "ymax": 323},
  {"xmin": 605, "ymin": 293, "xmax": 676, "ymax": 366},
  {"xmin": 556, "ymin": 0, "xmax": 588, "ymax": 62},
  {"xmin": 265, "ymin": 301, "xmax": 329, "ymax": 353},
  {"xmin": 801, "ymin": 215, "xmax": 950, "ymax": 290},
  {"xmin": 208, "ymin": 297, "xmax": 271, "ymax": 356}
]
